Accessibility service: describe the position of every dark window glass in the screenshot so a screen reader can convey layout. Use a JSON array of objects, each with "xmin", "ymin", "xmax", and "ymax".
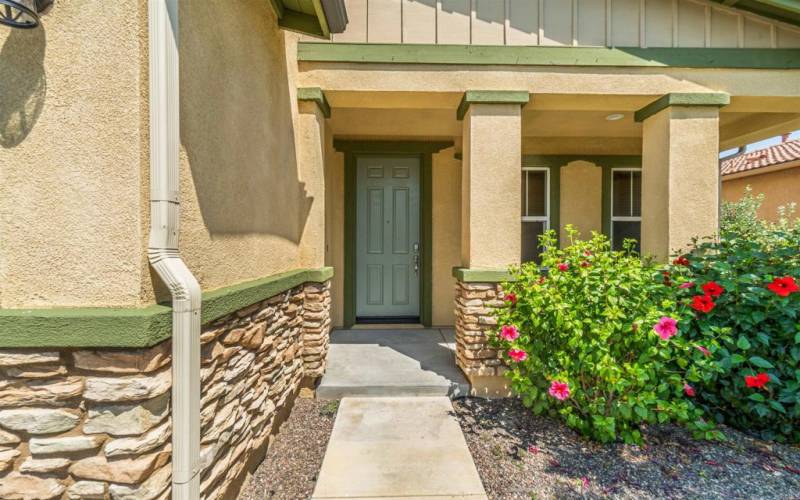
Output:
[
  {"xmin": 631, "ymin": 171, "xmax": 642, "ymax": 217},
  {"xmin": 525, "ymin": 171, "xmax": 547, "ymax": 217},
  {"xmin": 612, "ymin": 171, "xmax": 632, "ymax": 217},
  {"xmin": 522, "ymin": 221, "xmax": 546, "ymax": 263},
  {"xmin": 612, "ymin": 221, "xmax": 641, "ymax": 253}
]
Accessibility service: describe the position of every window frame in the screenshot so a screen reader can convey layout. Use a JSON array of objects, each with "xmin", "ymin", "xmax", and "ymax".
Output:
[
  {"xmin": 609, "ymin": 167, "xmax": 642, "ymax": 249},
  {"xmin": 521, "ymin": 166, "xmax": 550, "ymax": 228}
]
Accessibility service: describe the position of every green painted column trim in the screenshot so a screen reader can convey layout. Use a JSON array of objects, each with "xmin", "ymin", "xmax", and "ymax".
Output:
[
  {"xmin": 340, "ymin": 141, "xmax": 445, "ymax": 327},
  {"xmin": 634, "ymin": 92, "xmax": 730, "ymax": 122},
  {"xmin": 0, "ymin": 267, "xmax": 334, "ymax": 349},
  {"xmin": 456, "ymin": 90, "xmax": 530, "ymax": 120},
  {"xmin": 601, "ymin": 165, "xmax": 613, "ymax": 238},
  {"xmin": 298, "ymin": 43, "xmax": 800, "ymax": 69},
  {"xmin": 297, "ymin": 87, "xmax": 331, "ymax": 118},
  {"xmin": 452, "ymin": 267, "xmax": 517, "ymax": 283}
]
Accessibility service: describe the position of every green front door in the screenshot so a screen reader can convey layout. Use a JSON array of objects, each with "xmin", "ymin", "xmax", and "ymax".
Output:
[{"xmin": 355, "ymin": 155, "xmax": 421, "ymax": 321}]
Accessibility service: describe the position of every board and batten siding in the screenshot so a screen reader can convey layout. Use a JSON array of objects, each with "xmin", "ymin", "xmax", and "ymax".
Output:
[{"xmin": 324, "ymin": 0, "xmax": 800, "ymax": 48}]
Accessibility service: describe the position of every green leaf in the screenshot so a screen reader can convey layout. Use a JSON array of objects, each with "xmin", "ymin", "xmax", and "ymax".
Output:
[
  {"xmin": 749, "ymin": 356, "xmax": 774, "ymax": 369},
  {"xmin": 736, "ymin": 336, "xmax": 751, "ymax": 350},
  {"xmin": 634, "ymin": 405, "xmax": 648, "ymax": 419}
]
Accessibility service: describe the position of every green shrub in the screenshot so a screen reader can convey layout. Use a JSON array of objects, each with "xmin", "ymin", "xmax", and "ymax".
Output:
[
  {"xmin": 669, "ymin": 220, "xmax": 800, "ymax": 442},
  {"xmin": 493, "ymin": 228, "xmax": 719, "ymax": 444}
]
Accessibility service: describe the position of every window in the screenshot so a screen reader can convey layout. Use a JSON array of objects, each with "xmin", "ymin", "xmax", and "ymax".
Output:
[
  {"xmin": 521, "ymin": 168, "xmax": 549, "ymax": 263},
  {"xmin": 610, "ymin": 168, "xmax": 642, "ymax": 252}
]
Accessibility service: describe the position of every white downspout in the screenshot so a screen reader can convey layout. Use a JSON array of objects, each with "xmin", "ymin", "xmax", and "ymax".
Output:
[{"xmin": 148, "ymin": 1, "xmax": 201, "ymax": 498}]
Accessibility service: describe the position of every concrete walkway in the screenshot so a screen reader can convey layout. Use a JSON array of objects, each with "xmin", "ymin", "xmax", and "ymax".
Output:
[
  {"xmin": 317, "ymin": 329, "xmax": 470, "ymax": 399},
  {"xmin": 312, "ymin": 397, "xmax": 487, "ymax": 499}
]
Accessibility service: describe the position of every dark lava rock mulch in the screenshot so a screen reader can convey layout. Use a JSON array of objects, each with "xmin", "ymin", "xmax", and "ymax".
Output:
[
  {"xmin": 453, "ymin": 397, "xmax": 800, "ymax": 499},
  {"xmin": 238, "ymin": 398, "xmax": 339, "ymax": 500}
]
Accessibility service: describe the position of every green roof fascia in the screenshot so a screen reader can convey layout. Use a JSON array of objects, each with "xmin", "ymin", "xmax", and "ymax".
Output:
[
  {"xmin": 711, "ymin": 0, "xmax": 800, "ymax": 27},
  {"xmin": 297, "ymin": 87, "xmax": 331, "ymax": 118},
  {"xmin": 452, "ymin": 267, "xmax": 517, "ymax": 283},
  {"xmin": 297, "ymin": 43, "xmax": 800, "ymax": 69},
  {"xmin": 270, "ymin": 0, "xmax": 330, "ymax": 39},
  {"xmin": 0, "ymin": 267, "xmax": 334, "ymax": 349},
  {"xmin": 456, "ymin": 90, "xmax": 530, "ymax": 120},
  {"xmin": 634, "ymin": 92, "xmax": 730, "ymax": 122}
]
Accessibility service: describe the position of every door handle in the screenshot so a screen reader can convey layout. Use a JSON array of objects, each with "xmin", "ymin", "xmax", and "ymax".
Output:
[{"xmin": 413, "ymin": 242, "xmax": 420, "ymax": 275}]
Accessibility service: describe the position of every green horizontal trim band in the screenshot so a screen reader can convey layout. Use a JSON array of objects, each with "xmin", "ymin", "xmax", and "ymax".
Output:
[
  {"xmin": 298, "ymin": 43, "xmax": 800, "ymax": 69},
  {"xmin": 0, "ymin": 267, "xmax": 334, "ymax": 349},
  {"xmin": 333, "ymin": 140, "xmax": 453, "ymax": 153},
  {"xmin": 457, "ymin": 90, "xmax": 530, "ymax": 120},
  {"xmin": 298, "ymin": 87, "xmax": 331, "ymax": 118},
  {"xmin": 634, "ymin": 92, "xmax": 730, "ymax": 122},
  {"xmin": 452, "ymin": 267, "xmax": 517, "ymax": 283}
]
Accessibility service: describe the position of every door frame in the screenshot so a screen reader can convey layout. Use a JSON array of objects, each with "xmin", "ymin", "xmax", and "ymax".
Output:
[{"xmin": 334, "ymin": 140, "xmax": 453, "ymax": 328}]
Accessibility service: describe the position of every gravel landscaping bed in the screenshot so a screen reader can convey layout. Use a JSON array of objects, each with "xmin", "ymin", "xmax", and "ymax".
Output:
[
  {"xmin": 453, "ymin": 397, "xmax": 800, "ymax": 499},
  {"xmin": 238, "ymin": 398, "xmax": 339, "ymax": 500}
]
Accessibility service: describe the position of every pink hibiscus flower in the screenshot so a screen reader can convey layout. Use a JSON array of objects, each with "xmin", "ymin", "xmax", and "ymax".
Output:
[
  {"xmin": 679, "ymin": 282, "xmax": 695, "ymax": 289},
  {"xmin": 508, "ymin": 349, "xmax": 527, "ymax": 362},
  {"xmin": 557, "ymin": 262, "xmax": 569, "ymax": 272},
  {"xmin": 653, "ymin": 316, "xmax": 678, "ymax": 340},
  {"xmin": 548, "ymin": 380, "xmax": 570, "ymax": 400},
  {"xmin": 499, "ymin": 325, "xmax": 520, "ymax": 341},
  {"xmin": 684, "ymin": 383, "xmax": 696, "ymax": 397}
]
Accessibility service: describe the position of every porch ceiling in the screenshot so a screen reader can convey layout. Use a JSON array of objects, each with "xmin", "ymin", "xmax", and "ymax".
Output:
[{"xmin": 324, "ymin": 94, "xmax": 800, "ymax": 153}]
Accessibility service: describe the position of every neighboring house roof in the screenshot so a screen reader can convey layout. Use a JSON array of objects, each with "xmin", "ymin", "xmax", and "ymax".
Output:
[{"xmin": 720, "ymin": 138, "xmax": 800, "ymax": 176}]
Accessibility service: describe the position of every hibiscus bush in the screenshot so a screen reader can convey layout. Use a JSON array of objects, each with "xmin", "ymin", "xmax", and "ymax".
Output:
[
  {"xmin": 493, "ymin": 228, "xmax": 719, "ymax": 444},
  {"xmin": 667, "ymin": 220, "xmax": 800, "ymax": 442}
]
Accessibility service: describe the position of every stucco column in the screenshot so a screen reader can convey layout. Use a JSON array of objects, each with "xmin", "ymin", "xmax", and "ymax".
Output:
[
  {"xmin": 459, "ymin": 91, "xmax": 528, "ymax": 269},
  {"xmin": 455, "ymin": 91, "xmax": 528, "ymax": 397},
  {"xmin": 297, "ymin": 88, "xmax": 330, "ymax": 269},
  {"xmin": 636, "ymin": 93, "xmax": 728, "ymax": 262}
]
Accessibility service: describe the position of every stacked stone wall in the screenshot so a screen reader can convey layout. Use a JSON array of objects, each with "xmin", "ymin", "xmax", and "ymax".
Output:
[
  {"xmin": 0, "ymin": 280, "xmax": 331, "ymax": 499},
  {"xmin": 454, "ymin": 281, "xmax": 507, "ymax": 380}
]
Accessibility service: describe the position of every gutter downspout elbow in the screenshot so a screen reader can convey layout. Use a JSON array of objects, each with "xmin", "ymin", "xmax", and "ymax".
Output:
[{"xmin": 148, "ymin": 1, "xmax": 201, "ymax": 498}]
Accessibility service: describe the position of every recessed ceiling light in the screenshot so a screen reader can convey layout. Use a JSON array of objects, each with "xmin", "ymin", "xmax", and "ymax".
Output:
[{"xmin": 606, "ymin": 113, "xmax": 625, "ymax": 121}]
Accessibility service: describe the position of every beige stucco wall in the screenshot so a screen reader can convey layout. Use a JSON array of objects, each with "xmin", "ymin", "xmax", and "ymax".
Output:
[
  {"xmin": 168, "ymin": 1, "xmax": 310, "ymax": 303},
  {"xmin": 462, "ymin": 104, "xmax": 522, "ymax": 269},
  {"xmin": 0, "ymin": 1, "xmax": 148, "ymax": 308},
  {"xmin": 325, "ymin": 134, "xmax": 345, "ymax": 327},
  {"xmin": 432, "ymin": 149, "xmax": 462, "ymax": 326},
  {"xmin": 722, "ymin": 164, "xmax": 800, "ymax": 222},
  {"xmin": 560, "ymin": 161, "xmax": 603, "ymax": 242},
  {"xmin": 641, "ymin": 106, "xmax": 720, "ymax": 261}
]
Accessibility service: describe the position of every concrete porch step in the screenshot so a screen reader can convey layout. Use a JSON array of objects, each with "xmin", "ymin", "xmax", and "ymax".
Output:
[{"xmin": 316, "ymin": 328, "xmax": 470, "ymax": 399}]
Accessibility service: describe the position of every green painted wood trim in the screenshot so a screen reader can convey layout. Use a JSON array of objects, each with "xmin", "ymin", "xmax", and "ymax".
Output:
[
  {"xmin": 298, "ymin": 43, "xmax": 800, "ymax": 68},
  {"xmin": 0, "ymin": 267, "xmax": 334, "ymax": 349},
  {"xmin": 601, "ymin": 165, "xmax": 612, "ymax": 237},
  {"xmin": 634, "ymin": 92, "xmax": 730, "ymax": 122},
  {"xmin": 311, "ymin": 0, "xmax": 331, "ymax": 38},
  {"xmin": 456, "ymin": 90, "xmax": 530, "ymax": 120},
  {"xmin": 343, "ymin": 152, "xmax": 358, "ymax": 328},
  {"xmin": 452, "ymin": 267, "xmax": 517, "ymax": 283},
  {"xmin": 268, "ymin": 0, "xmax": 285, "ymax": 19},
  {"xmin": 711, "ymin": 0, "xmax": 800, "ymax": 26},
  {"xmin": 279, "ymin": 10, "xmax": 326, "ymax": 38},
  {"xmin": 297, "ymin": 87, "xmax": 331, "ymax": 118},
  {"xmin": 421, "ymin": 153, "xmax": 433, "ymax": 327},
  {"xmin": 341, "ymin": 143, "xmax": 440, "ymax": 326},
  {"xmin": 334, "ymin": 140, "xmax": 453, "ymax": 154}
]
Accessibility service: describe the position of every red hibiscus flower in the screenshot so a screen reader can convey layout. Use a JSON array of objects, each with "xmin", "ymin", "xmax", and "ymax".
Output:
[
  {"xmin": 683, "ymin": 383, "xmax": 696, "ymax": 397},
  {"xmin": 557, "ymin": 262, "xmax": 569, "ymax": 272},
  {"xmin": 702, "ymin": 281, "xmax": 724, "ymax": 297},
  {"xmin": 504, "ymin": 292, "xmax": 517, "ymax": 306},
  {"xmin": 580, "ymin": 261, "xmax": 590, "ymax": 268},
  {"xmin": 745, "ymin": 372, "xmax": 770, "ymax": 389},
  {"xmin": 694, "ymin": 344, "xmax": 711, "ymax": 357},
  {"xmin": 673, "ymin": 255, "xmax": 690, "ymax": 266},
  {"xmin": 767, "ymin": 276, "xmax": 799, "ymax": 297},
  {"xmin": 691, "ymin": 294, "xmax": 715, "ymax": 313}
]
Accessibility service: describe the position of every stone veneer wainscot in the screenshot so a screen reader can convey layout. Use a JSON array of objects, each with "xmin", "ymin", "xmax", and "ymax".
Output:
[{"xmin": 0, "ymin": 279, "xmax": 331, "ymax": 499}]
